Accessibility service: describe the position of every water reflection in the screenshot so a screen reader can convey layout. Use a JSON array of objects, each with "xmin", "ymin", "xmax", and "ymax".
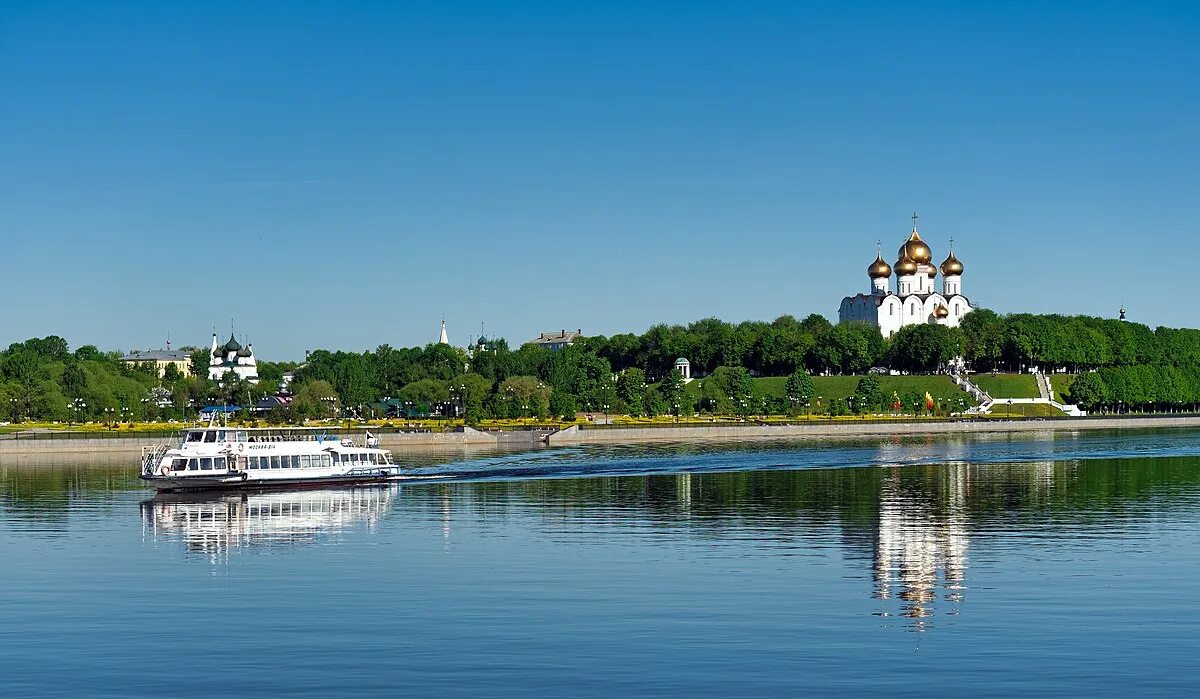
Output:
[
  {"xmin": 873, "ymin": 465, "xmax": 970, "ymax": 626},
  {"xmin": 7, "ymin": 435, "xmax": 1200, "ymax": 636},
  {"xmin": 140, "ymin": 486, "xmax": 397, "ymax": 558}
]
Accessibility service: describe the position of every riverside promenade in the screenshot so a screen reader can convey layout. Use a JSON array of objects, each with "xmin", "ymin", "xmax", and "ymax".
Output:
[
  {"xmin": 3, "ymin": 416, "xmax": 1200, "ymax": 461},
  {"xmin": 547, "ymin": 415, "xmax": 1200, "ymax": 445}
]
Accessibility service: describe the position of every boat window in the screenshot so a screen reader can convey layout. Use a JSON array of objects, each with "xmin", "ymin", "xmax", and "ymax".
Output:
[
  {"xmin": 251, "ymin": 457, "xmax": 261, "ymax": 469},
  {"xmin": 215, "ymin": 457, "xmax": 226, "ymax": 469},
  {"xmin": 291, "ymin": 456, "xmax": 301, "ymax": 468},
  {"xmin": 368, "ymin": 453, "xmax": 377, "ymax": 464},
  {"xmin": 301, "ymin": 455, "xmax": 311, "ymax": 468},
  {"xmin": 322, "ymin": 455, "xmax": 332, "ymax": 467},
  {"xmin": 236, "ymin": 431, "xmax": 248, "ymax": 442},
  {"xmin": 200, "ymin": 457, "xmax": 213, "ymax": 470},
  {"xmin": 186, "ymin": 432, "xmax": 202, "ymax": 443},
  {"xmin": 217, "ymin": 431, "xmax": 227, "ymax": 442},
  {"xmin": 271, "ymin": 456, "xmax": 281, "ymax": 469},
  {"xmin": 172, "ymin": 458, "xmax": 187, "ymax": 471},
  {"xmin": 187, "ymin": 458, "xmax": 199, "ymax": 471},
  {"xmin": 203, "ymin": 431, "xmax": 217, "ymax": 443}
]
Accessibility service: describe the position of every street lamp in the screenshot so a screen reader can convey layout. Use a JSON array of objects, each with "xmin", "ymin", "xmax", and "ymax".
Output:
[{"xmin": 71, "ymin": 398, "xmax": 86, "ymax": 426}]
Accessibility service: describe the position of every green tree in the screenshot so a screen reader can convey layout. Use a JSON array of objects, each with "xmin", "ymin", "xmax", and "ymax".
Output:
[
  {"xmin": 1066, "ymin": 372, "xmax": 1107, "ymax": 409},
  {"xmin": 887, "ymin": 324, "xmax": 964, "ymax": 373},
  {"xmin": 293, "ymin": 380, "xmax": 339, "ymax": 420},
  {"xmin": 658, "ymin": 369, "xmax": 690, "ymax": 417},
  {"xmin": 498, "ymin": 375, "xmax": 550, "ymax": 418},
  {"xmin": 617, "ymin": 368, "xmax": 648, "ymax": 417},
  {"xmin": 853, "ymin": 375, "xmax": 884, "ymax": 413},
  {"xmin": 397, "ymin": 378, "xmax": 449, "ymax": 408},
  {"xmin": 784, "ymin": 370, "xmax": 814, "ymax": 415}
]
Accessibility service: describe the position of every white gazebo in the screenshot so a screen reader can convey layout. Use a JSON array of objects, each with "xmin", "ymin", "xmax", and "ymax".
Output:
[{"xmin": 674, "ymin": 357, "xmax": 693, "ymax": 383}]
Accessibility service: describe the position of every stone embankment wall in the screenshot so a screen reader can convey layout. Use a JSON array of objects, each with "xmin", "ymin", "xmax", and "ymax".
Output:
[
  {"xmin": 0, "ymin": 426, "xmax": 536, "ymax": 459},
  {"xmin": 547, "ymin": 416, "xmax": 1200, "ymax": 445}
]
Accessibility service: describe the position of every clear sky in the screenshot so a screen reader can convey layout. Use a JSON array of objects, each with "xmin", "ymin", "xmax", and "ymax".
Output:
[{"xmin": 1, "ymin": 1, "xmax": 1197, "ymax": 360}]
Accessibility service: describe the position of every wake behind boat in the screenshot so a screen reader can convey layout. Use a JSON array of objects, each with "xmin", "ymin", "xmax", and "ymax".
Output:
[{"xmin": 139, "ymin": 424, "xmax": 438, "ymax": 492}]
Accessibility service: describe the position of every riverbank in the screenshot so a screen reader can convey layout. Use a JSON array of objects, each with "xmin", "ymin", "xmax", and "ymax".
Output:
[
  {"xmin": 3, "ymin": 415, "xmax": 1200, "ymax": 463},
  {"xmin": 549, "ymin": 415, "xmax": 1200, "ymax": 444}
]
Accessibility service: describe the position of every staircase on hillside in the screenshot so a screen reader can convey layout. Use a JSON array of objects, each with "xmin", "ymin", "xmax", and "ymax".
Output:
[
  {"xmin": 949, "ymin": 367, "xmax": 992, "ymax": 413},
  {"xmin": 1034, "ymin": 370, "xmax": 1053, "ymax": 401}
]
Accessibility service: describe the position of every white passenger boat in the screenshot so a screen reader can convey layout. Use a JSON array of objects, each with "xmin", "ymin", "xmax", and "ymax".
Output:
[{"xmin": 139, "ymin": 424, "xmax": 428, "ymax": 492}]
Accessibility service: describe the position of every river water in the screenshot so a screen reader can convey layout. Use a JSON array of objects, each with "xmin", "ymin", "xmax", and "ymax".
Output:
[{"xmin": 3, "ymin": 429, "xmax": 1200, "ymax": 697}]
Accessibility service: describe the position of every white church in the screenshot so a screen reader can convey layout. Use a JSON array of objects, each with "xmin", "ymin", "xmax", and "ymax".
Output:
[
  {"xmin": 838, "ymin": 216, "xmax": 971, "ymax": 337},
  {"xmin": 208, "ymin": 332, "xmax": 259, "ymax": 383}
]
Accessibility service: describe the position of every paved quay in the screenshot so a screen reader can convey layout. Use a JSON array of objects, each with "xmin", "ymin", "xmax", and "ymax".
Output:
[
  {"xmin": 3, "ymin": 416, "xmax": 1199, "ymax": 463},
  {"xmin": 547, "ymin": 415, "xmax": 1200, "ymax": 445}
]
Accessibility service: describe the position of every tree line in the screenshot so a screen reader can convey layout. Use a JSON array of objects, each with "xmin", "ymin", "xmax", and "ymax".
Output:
[{"xmin": 1, "ymin": 310, "xmax": 1197, "ymax": 423}]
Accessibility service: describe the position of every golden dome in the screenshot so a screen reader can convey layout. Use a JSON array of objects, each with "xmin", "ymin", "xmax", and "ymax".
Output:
[
  {"xmin": 868, "ymin": 254, "xmax": 892, "ymax": 278},
  {"xmin": 894, "ymin": 253, "xmax": 918, "ymax": 276},
  {"xmin": 941, "ymin": 250, "xmax": 964, "ymax": 276},
  {"xmin": 897, "ymin": 229, "xmax": 933, "ymax": 264},
  {"xmin": 934, "ymin": 304, "xmax": 950, "ymax": 319}
]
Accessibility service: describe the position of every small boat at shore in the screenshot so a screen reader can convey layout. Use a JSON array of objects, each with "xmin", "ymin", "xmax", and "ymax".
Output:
[{"xmin": 139, "ymin": 424, "xmax": 434, "ymax": 492}]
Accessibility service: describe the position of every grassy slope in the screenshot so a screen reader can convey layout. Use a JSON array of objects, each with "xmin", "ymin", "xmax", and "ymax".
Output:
[
  {"xmin": 684, "ymin": 375, "xmax": 969, "ymax": 403},
  {"xmin": 1049, "ymin": 374, "xmax": 1076, "ymax": 403},
  {"xmin": 971, "ymin": 373, "xmax": 1040, "ymax": 398}
]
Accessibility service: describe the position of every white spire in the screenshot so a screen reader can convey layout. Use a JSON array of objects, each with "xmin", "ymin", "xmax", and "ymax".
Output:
[{"xmin": 438, "ymin": 319, "xmax": 449, "ymax": 345}]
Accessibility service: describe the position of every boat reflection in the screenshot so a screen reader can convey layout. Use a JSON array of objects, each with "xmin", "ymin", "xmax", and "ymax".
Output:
[{"xmin": 140, "ymin": 486, "xmax": 398, "ymax": 556}]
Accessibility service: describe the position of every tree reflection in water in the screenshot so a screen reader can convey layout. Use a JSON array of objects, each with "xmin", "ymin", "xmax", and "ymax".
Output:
[{"xmin": 4, "ymin": 443, "xmax": 1200, "ymax": 631}]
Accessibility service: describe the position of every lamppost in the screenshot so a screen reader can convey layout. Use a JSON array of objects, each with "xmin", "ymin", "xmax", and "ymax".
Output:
[
  {"xmin": 9, "ymin": 397, "xmax": 19, "ymax": 424},
  {"xmin": 602, "ymin": 402, "xmax": 609, "ymax": 424},
  {"xmin": 71, "ymin": 398, "xmax": 86, "ymax": 426},
  {"xmin": 103, "ymin": 406, "xmax": 115, "ymax": 428}
]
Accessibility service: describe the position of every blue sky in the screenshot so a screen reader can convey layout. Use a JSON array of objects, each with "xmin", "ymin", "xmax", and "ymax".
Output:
[{"xmin": 1, "ymin": 1, "xmax": 1197, "ymax": 360}]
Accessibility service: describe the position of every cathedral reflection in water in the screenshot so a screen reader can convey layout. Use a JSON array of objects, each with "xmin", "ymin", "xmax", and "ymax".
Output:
[
  {"xmin": 872, "ymin": 464, "xmax": 969, "ymax": 625},
  {"xmin": 869, "ymin": 458, "xmax": 1056, "ymax": 628},
  {"xmin": 141, "ymin": 486, "xmax": 398, "ymax": 559}
]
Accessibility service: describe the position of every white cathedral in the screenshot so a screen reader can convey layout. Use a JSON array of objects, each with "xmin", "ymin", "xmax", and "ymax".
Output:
[{"xmin": 838, "ymin": 217, "xmax": 971, "ymax": 337}]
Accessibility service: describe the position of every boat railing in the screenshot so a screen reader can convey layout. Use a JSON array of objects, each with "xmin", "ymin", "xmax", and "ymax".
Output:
[{"xmin": 141, "ymin": 444, "xmax": 169, "ymax": 476}]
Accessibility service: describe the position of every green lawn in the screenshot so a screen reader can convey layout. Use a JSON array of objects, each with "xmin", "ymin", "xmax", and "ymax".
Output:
[
  {"xmin": 684, "ymin": 374, "xmax": 969, "ymax": 404},
  {"xmin": 971, "ymin": 373, "xmax": 1040, "ymax": 398},
  {"xmin": 1049, "ymin": 374, "xmax": 1075, "ymax": 403},
  {"xmin": 986, "ymin": 402, "xmax": 1066, "ymax": 418}
]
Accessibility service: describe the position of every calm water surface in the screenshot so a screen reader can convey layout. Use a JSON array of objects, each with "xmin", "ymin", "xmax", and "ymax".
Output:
[{"xmin": 3, "ymin": 429, "xmax": 1200, "ymax": 697}]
